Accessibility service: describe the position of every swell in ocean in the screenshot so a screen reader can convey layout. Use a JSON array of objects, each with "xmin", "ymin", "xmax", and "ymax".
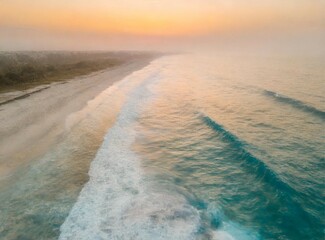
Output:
[
  {"xmin": 200, "ymin": 113, "xmax": 318, "ymax": 237},
  {"xmin": 201, "ymin": 114, "xmax": 296, "ymax": 193},
  {"xmin": 263, "ymin": 90, "xmax": 325, "ymax": 119}
]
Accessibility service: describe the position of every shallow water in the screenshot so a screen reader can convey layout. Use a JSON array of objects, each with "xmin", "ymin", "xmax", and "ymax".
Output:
[{"xmin": 1, "ymin": 54, "xmax": 324, "ymax": 239}]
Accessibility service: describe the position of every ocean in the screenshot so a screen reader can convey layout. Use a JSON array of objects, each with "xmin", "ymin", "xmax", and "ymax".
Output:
[{"xmin": 1, "ymin": 54, "xmax": 324, "ymax": 239}]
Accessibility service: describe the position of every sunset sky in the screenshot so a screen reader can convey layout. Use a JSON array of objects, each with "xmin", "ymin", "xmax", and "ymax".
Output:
[{"xmin": 0, "ymin": 0, "xmax": 324, "ymax": 51}]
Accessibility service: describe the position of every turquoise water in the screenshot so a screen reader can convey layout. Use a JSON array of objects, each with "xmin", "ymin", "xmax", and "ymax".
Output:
[{"xmin": 1, "ymin": 54, "xmax": 324, "ymax": 239}]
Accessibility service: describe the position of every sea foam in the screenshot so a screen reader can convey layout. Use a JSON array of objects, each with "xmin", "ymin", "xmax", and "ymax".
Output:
[
  {"xmin": 59, "ymin": 57, "xmax": 259, "ymax": 240},
  {"xmin": 59, "ymin": 60, "xmax": 203, "ymax": 240}
]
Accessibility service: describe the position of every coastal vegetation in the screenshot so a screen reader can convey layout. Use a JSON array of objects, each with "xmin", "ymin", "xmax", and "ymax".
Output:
[{"xmin": 0, "ymin": 52, "xmax": 140, "ymax": 92}]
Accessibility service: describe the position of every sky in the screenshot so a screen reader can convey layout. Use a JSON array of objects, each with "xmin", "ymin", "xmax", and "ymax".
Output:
[{"xmin": 0, "ymin": 0, "xmax": 324, "ymax": 51}]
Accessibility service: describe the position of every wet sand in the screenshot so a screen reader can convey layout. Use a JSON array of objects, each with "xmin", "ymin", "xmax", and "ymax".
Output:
[{"xmin": 0, "ymin": 55, "xmax": 155, "ymax": 178}]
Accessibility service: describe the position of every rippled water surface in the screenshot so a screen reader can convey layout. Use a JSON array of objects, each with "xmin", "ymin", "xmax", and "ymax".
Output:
[{"xmin": 1, "ymin": 54, "xmax": 324, "ymax": 239}]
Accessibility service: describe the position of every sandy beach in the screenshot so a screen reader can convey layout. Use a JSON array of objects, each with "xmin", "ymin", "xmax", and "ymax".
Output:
[{"xmin": 0, "ymin": 54, "xmax": 155, "ymax": 179}]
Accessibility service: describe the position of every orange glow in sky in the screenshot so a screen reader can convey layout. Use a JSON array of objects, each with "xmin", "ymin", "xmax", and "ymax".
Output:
[
  {"xmin": 0, "ymin": 0, "xmax": 324, "ymax": 36},
  {"xmin": 1, "ymin": 0, "xmax": 324, "ymax": 51}
]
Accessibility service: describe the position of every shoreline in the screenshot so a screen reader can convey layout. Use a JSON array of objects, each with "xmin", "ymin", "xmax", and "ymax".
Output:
[{"xmin": 0, "ymin": 54, "xmax": 158, "ymax": 179}]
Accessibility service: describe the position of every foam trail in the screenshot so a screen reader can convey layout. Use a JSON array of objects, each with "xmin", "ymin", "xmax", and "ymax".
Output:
[
  {"xmin": 263, "ymin": 90, "xmax": 325, "ymax": 119},
  {"xmin": 59, "ymin": 64, "xmax": 202, "ymax": 240}
]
